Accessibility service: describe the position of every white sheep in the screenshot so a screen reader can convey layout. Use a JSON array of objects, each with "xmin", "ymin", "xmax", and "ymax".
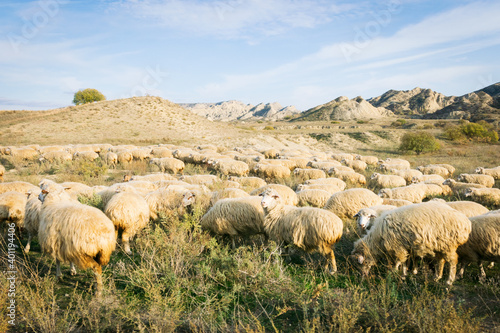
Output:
[
  {"xmin": 390, "ymin": 169, "xmax": 423, "ymax": 184},
  {"xmin": 379, "ymin": 158, "xmax": 411, "ymax": 169},
  {"xmin": 465, "ymin": 187, "xmax": 500, "ymax": 206},
  {"xmin": 304, "ymin": 177, "xmax": 346, "ymax": 190},
  {"xmin": 253, "ymin": 163, "xmax": 290, "ymax": 180},
  {"xmin": 260, "ymin": 188, "xmax": 343, "ymax": 273},
  {"xmin": 355, "ymin": 155, "xmax": 379, "ymax": 165},
  {"xmin": 228, "ymin": 176, "xmax": 267, "ymax": 190},
  {"xmin": 475, "ymin": 166, "xmax": 500, "ymax": 180},
  {"xmin": 200, "ymin": 196, "xmax": 267, "ymax": 249},
  {"xmin": 296, "ymin": 183, "xmax": 343, "ymax": 195},
  {"xmin": 102, "ymin": 152, "xmax": 118, "ymax": 166},
  {"xmin": 442, "ymin": 179, "xmax": 486, "ymax": 197},
  {"xmin": 130, "ymin": 149, "xmax": 151, "ymax": 161},
  {"xmin": 0, "ymin": 181, "xmax": 38, "ymax": 195},
  {"xmin": 130, "ymin": 173, "xmax": 177, "ymax": 182},
  {"xmin": 10, "ymin": 147, "xmax": 39, "ymax": 160},
  {"xmin": 73, "ymin": 151, "xmax": 99, "ymax": 161},
  {"xmin": 353, "ymin": 205, "xmax": 397, "ymax": 236},
  {"xmin": 296, "ymin": 189, "xmax": 332, "ymax": 208},
  {"xmin": 39, "ymin": 151, "xmax": 73, "ymax": 163},
  {"xmin": 416, "ymin": 165, "xmax": 451, "ymax": 178},
  {"xmin": 180, "ymin": 174, "xmax": 220, "ymax": 185},
  {"xmin": 369, "ymin": 173, "xmax": 406, "ymax": 190},
  {"xmin": 457, "ymin": 211, "xmax": 500, "ymax": 278},
  {"xmin": 23, "ymin": 191, "xmax": 41, "ymax": 253},
  {"xmin": 250, "ymin": 184, "xmax": 298, "ymax": 206},
  {"xmin": 293, "ymin": 168, "xmax": 326, "ymax": 180},
  {"xmin": 209, "ymin": 188, "xmax": 250, "ymax": 206},
  {"xmin": 378, "ymin": 183, "xmax": 440, "ymax": 203},
  {"xmin": 411, "ymin": 174, "xmax": 446, "ymax": 185},
  {"xmin": 457, "ymin": 173, "xmax": 495, "ymax": 188},
  {"xmin": 151, "ymin": 147, "xmax": 173, "ymax": 158},
  {"xmin": 212, "ymin": 159, "xmax": 249, "ymax": 177},
  {"xmin": 306, "ymin": 161, "xmax": 342, "ymax": 172},
  {"xmin": 323, "ymin": 188, "xmax": 383, "ymax": 219},
  {"xmin": 38, "ymin": 186, "xmax": 116, "ymax": 296},
  {"xmin": 328, "ymin": 168, "xmax": 366, "ymax": 185},
  {"xmin": 150, "ymin": 157, "xmax": 185, "ymax": 174},
  {"xmin": 117, "ymin": 151, "xmax": 133, "ymax": 164},
  {"xmin": 430, "ymin": 198, "xmax": 489, "ymax": 217},
  {"xmin": 104, "ymin": 191, "xmax": 150, "ymax": 254},
  {"xmin": 381, "ymin": 198, "xmax": 414, "ymax": 207},
  {"xmin": 331, "ymin": 153, "xmax": 355, "ymax": 162},
  {"xmin": 0, "ymin": 164, "xmax": 5, "ymax": 182},
  {"xmin": 349, "ymin": 201, "xmax": 471, "ymax": 285},
  {"xmin": 341, "ymin": 159, "xmax": 367, "ymax": 172},
  {"xmin": 0, "ymin": 191, "xmax": 27, "ymax": 231}
]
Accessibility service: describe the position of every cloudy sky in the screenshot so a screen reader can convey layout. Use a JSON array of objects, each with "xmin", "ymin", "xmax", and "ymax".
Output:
[{"xmin": 1, "ymin": 0, "xmax": 499, "ymax": 111}]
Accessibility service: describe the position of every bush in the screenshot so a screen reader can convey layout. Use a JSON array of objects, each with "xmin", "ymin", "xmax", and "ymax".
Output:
[
  {"xmin": 443, "ymin": 121, "xmax": 499, "ymax": 143},
  {"xmin": 263, "ymin": 126, "xmax": 275, "ymax": 130},
  {"xmin": 399, "ymin": 131, "xmax": 441, "ymax": 155},
  {"xmin": 73, "ymin": 88, "xmax": 106, "ymax": 105},
  {"xmin": 391, "ymin": 119, "xmax": 407, "ymax": 127}
]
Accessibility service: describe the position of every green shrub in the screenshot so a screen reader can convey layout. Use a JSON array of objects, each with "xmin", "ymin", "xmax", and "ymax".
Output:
[
  {"xmin": 443, "ymin": 121, "xmax": 499, "ymax": 143},
  {"xmin": 399, "ymin": 131, "xmax": 441, "ymax": 155},
  {"xmin": 263, "ymin": 126, "xmax": 275, "ymax": 130},
  {"xmin": 391, "ymin": 119, "xmax": 407, "ymax": 127},
  {"xmin": 73, "ymin": 88, "xmax": 106, "ymax": 105}
]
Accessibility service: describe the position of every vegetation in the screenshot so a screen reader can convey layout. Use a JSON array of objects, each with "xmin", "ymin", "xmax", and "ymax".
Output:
[
  {"xmin": 399, "ymin": 131, "xmax": 441, "ymax": 155},
  {"xmin": 444, "ymin": 120, "xmax": 499, "ymax": 143},
  {"xmin": 72, "ymin": 88, "xmax": 106, "ymax": 105}
]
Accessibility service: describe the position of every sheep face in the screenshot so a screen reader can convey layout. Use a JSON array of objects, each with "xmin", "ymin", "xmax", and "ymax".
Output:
[
  {"xmin": 475, "ymin": 167, "xmax": 484, "ymax": 174},
  {"xmin": 259, "ymin": 189, "xmax": 280, "ymax": 211},
  {"xmin": 348, "ymin": 251, "xmax": 375, "ymax": 276},
  {"xmin": 182, "ymin": 192, "xmax": 196, "ymax": 207},
  {"xmin": 378, "ymin": 189, "xmax": 391, "ymax": 198},
  {"xmin": 354, "ymin": 209, "xmax": 377, "ymax": 231}
]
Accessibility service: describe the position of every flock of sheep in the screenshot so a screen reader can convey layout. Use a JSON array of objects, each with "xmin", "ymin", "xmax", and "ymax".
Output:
[{"xmin": 0, "ymin": 142, "xmax": 499, "ymax": 295}]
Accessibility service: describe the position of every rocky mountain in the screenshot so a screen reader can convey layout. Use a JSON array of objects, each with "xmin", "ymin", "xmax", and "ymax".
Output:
[
  {"xmin": 180, "ymin": 100, "xmax": 300, "ymax": 121},
  {"xmin": 293, "ymin": 96, "xmax": 394, "ymax": 121},
  {"xmin": 368, "ymin": 87, "xmax": 455, "ymax": 115}
]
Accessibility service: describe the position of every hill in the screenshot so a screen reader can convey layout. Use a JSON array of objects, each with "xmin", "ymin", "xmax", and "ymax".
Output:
[{"xmin": 179, "ymin": 100, "xmax": 300, "ymax": 121}]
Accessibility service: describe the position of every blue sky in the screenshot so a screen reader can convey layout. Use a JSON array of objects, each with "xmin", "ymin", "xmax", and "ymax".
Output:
[{"xmin": 1, "ymin": 0, "xmax": 500, "ymax": 111}]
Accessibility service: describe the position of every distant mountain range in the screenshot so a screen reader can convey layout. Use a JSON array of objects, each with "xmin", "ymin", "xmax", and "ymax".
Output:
[
  {"xmin": 180, "ymin": 82, "xmax": 500, "ymax": 122},
  {"xmin": 179, "ymin": 101, "xmax": 300, "ymax": 121}
]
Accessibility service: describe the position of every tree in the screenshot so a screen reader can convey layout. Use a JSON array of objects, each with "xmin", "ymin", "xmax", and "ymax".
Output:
[
  {"xmin": 73, "ymin": 88, "xmax": 106, "ymax": 105},
  {"xmin": 399, "ymin": 131, "xmax": 441, "ymax": 155}
]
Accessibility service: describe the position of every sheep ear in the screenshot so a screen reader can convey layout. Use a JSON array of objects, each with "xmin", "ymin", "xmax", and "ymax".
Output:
[
  {"xmin": 41, "ymin": 189, "xmax": 48, "ymax": 194},
  {"xmin": 353, "ymin": 213, "xmax": 359, "ymax": 218},
  {"xmin": 272, "ymin": 195, "xmax": 279, "ymax": 199},
  {"xmin": 369, "ymin": 214, "xmax": 376, "ymax": 219},
  {"xmin": 358, "ymin": 255, "xmax": 365, "ymax": 264}
]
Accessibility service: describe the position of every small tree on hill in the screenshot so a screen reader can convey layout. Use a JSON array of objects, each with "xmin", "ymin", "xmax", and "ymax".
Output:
[
  {"xmin": 399, "ymin": 131, "xmax": 441, "ymax": 155},
  {"xmin": 73, "ymin": 88, "xmax": 106, "ymax": 105}
]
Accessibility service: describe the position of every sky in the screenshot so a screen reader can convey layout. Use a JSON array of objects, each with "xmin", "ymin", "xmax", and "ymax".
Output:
[{"xmin": 1, "ymin": 0, "xmax": 500, "ymax": 111}]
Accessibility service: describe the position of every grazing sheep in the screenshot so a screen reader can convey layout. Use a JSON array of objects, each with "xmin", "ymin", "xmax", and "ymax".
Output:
[
  {"xmin": 23, "ymin": 191, "xmax": 42, "ymax": 253},
  {"xmin": 304, "ymin": 177, "xmax": 346, "ymax": 190},
  {"xmin": 60, "ymin": 182, "xmax": 96, "ymax": 201},
  {"xmin": 381, "ymin": 198, "xmax": 414, "ymax": 207},
  {"xmin": 353, "ymin": 205, "xmax": 397, "ymax": 235},
  {"xmin": 130, "ymin": 173, "xmax": 177, "ymax": 182},
  {"xmin": 253, "ymin": 163, "xmax": 290, "ymax": 180},
  {"xmin": 293, "ymin": 168, "xmax": 326, "ymax": 181},
  {"xmin": 380, "ymin": 158, "xmax": 411, "ymax": 169},
  {"xmin": 38, "ymin": 186, "xmax": 116, "ymax": 296},
  {"xmin": 228, "ymin": 176, "xmax": 267, "ymax": 190},
  {"xmin": 0, "ymin": 164, "xmax": 5, "ymax": 182},
  {"xmin": 145, "ymin": 185, "xmax": 210, "ymax": 220},
  {"xmin": 369, "ymin": 173, "xmax": 406, "ymax": 190},
  {"xmin": 349, "ymin": 201, "xmax": 471, "ymax": 285},
  {"xmin": 430, "ymin": 198, "xmax": 489, "ymax": 217},
  {"xmin": 323, "ymin": 188, "xmax": 383, "ymax": 219},
  {"xmin": 117, "ymin": 151, "xmax": 133, "ymax": 164},
  {"xmin": 98, "ymin": 184, "xmax": 141, "ymax": 208},
  {"xmin": 263, "ymin": 148, "xmax": 279, "ymax": 159},
  {"xmin": 200, "ymin": 196, "xmax": 266, "ymax": 249},
  {"xmin": 378, "ymin": 183, "xmax": 441, "ymax": 203},
  {"xmin": 180, "ymin": 174, "xmax": 220, "ymax": 185},
  {"xmin": 331, "ymin": 153, "xmax": 355, "ymax": 162},
  {"xmin": 0, "ymin": 191, "xmax": 27, "ymax": 230},
  {"xmin": 102, "ymin": 152, "xmax": 118, "ymax": 166},
  {"xmin": 296, "ymin": 189, "xmax": 332, "ymax": 208},
  {"xmin": 355, "ymin": 155, "xmax": 379, "ymax": 165},
  {"xmin": 212, "ymin": 159, "xmax": 249, "ymax": 177},
  {"xmin": 341, "ymin": 159, "xmax": 367, "ymax": 172},
  {"xmin": 209, "ymin": 188, "xmax": 250, "ymax": 206},
  {"xmin": 39, "ymin": 151, "xmax": 73, "ymax": 163},
  {"xmin": 150, "ymin": 157, "xmax": 185, "ymax": 174},
  {"xmin": 434, "ymin": 164, "xmax": 456, "ymax": 176},
  {"xmin": 104, "ymin": 191, "xmax": 150, "ymax": 254},
  {"xmin": 306, "ymin": 161, "xmax": 342, "ymax": 172},
  {"xmin": 0, "ymin": 181, "xmax": 38, "ymax": 195},
  {"xmin": 10, "ymin": 147, "xmax": 39, "ymax": 160},
  {"xmin": 390, "ymin": 169, "xmax": 423, "ymax": 184},
  {"xmin": 475, "ymin": 166, "xmax": 500, "ymax": 180},
  {"xmin": 465, "ymin": 187, "xmax": 500, "ymax": 206},
  {"xmin": 411, "ymin": 174, "xmax": 446, "ymax": 185},
  {"xmin": 457, "ymin": 211, "xmax": 500, "ymax": 278},
  {"xmin": 442, "ymin": 179, "xmax": 486, "ymax": 197},
  {"xmin": 457, "ymin": 173, "xmax": 495, "ymax": 188},
  {"xmin": 151, "ymin": 147, "xmax": 173, "ymax": 158},
  {"xmin": 260, "ymin": 188, "xmax": 343, "ymax": 273},
  {"xmin": 130, "ymin": 149, "xmax": 151, "ymax": 161},
  {"xmin": 73, "ymin": 151, "xmax": 99, "ymax": 161},
  {"xmin": 250, "ymin": 184, "xmax": 298, "ymax": 206},
  {"xmin": 328, "ymin": 168, "xmax": 366, "ymax": 185},
  {"xmin": 416, "ymin": 165, "xmax": 451, "ymax": 178},
  {"xmin": 296, "ymin": 183, "xmax": 343, "ymax": 195}
]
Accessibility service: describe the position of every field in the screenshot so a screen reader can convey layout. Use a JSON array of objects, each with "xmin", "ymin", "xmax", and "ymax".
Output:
[{"xmin": 1, "ymin": 98, "xmax": 500, "ymax": 332}]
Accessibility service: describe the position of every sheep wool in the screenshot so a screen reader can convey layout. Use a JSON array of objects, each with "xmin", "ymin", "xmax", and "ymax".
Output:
[
  {"xmin": 0, "ymin": 191, "xmax": 27, "ymax": 229},
  {"xmin": 323, "ymin": 188, "xmax": 383, "ymax": 219},
  {"xmin": 23, "ymin": 191, "xmax": 42, "ymax": 253},
  {"xmin": 250, "ymin": 184, "xmax": 298, "ymax": 206}
]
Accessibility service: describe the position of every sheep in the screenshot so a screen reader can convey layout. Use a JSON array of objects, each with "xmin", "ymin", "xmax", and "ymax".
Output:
[
  {"xmin": 263, "ymin": 148, "xmax": 279, "ymax": 159},
  {"xmin": 296, "ymin": 189, "xmax": 332, "ymax": 208},
  {"xmin": 306, "ymin": 161, "xmax": 342, "ymax": 172},
  {"xmin": 151, "ymin": 147, "xmax": 173, "ymax": 158},
  {"xmin": 465, "ymin": 187, "xmax": 500, "ymax": 207},
  {"xmin": 200, "ymin": 196, "xmax": 266, "ymax": 249},
  {"xmin": 73, "ymin": 151, "xmax": 99, "ymax": 161},
  {"xmin": 212, "ymin": 159, "xmax": 249, "ymax": 177},
  {"xmin": 260, "ymin": 188, "xmax": 343, "ymax": 273},
  {"xmin": 381, "ymin": 198, "xmax": 414, "ymax": 207},
  {"xmin": 102, "ymin": 152, "xmax": 118, "ymax": 166},
  {"xmin": 180, "ymin": 174, "xmax": 220, "ymax": 185},
  {"xmin": 38, "ymin": 186, "xmax": 116, "ymax": 296},
  {"xmin": 0, "ymin": 181, "xmax": 38, "ymax": 195},
  {"xmin": 253, "ymin": 163, "xmax": 290, "ymax": 180},
  {"xmin": 250, "ymin": 184, "xmax": 298, "ymax": 206},
  {"xmin": 378, "ymin": 183, "xmax": 441, "ymax": 203},
  {"xmin": 442, "ymin": 179, "xmax": 486, "ymax": 197},
  {"xmin": 353, "ymin": 205, "xmax": 397, "ymax": 235},
  {"xmin": 323, "ymin": 188, "xmax": 383, "ymax": 219},
  {"xmin": 228, "ymin": 176, "xmax": 267, "ymax": 190},
  {"xmin": 150, "ymin": 157, "xmax": 185, "ymax": 174},
  {"xmin": 0, "ymin": 191, "xmax": 27, "ymax": 231},
  {"xmin": 39, "ymin": 151, "xmax": 73, "ymax": 163},
  {"xmin": 10, "ymin": 147, "xmax": 39, "ymax": 160},
  {"xmin": 416, "ymin": 165, "xmax": 451, "ymax": 178},
  {"xmin": 430, "ymin": 198, "xmax": 489, "ymax": 217},
  {"xmin": 475, "ymin": 166, "xmax": 500, "ymax": 180},
  {"xmin": 355, "ymin": 155, "xmax": 378, "ymax": 165},
  {"xmin": 117, "ymin": 151, "xmax": 133, "ymax": 164},
  {"xmin": 288, "ymin": 157, "xmax": 310, "ymax": 169},
  {"xmin": 457, "ymin": 173, "xmax": 495, "ymax": 188},
  {"xmin": 457, "ymin": 211, "xmax": 500, "ymax": 278},
  {"xmin": 296, "ymin": 183, "xmax": 343, "ymax": 195},
  {"xmin": 304, "ymin": 177, "xmax": 346, "ymax": 189},
  {"xmin": 341, "ymin": 159, "xmax": 367, "ymax": 172},
  {"xmin": 145, "ymin": 186, "xmax": 210, "ymax": 220},
  {"xmin": 104, "ymin": 191, "xmax": 150, "ymax": 254},
  {"xmin": 379, "ymin": 158, "xmax": 411, "ymax": 169},
  {"xmin": 23, "ymin": 191, "xmax": 42, "ymax": 253},
  {"xmin": 130, "ymin": 173, "xmax": 177, "ymax": 182},
  {"xmin": 262, "ymin": 158, "xmax": 296, "ymax": 171},
  {"xmin": 209, "ymin": 188, "xmax": 250, "ymax": 206},
  {"xmin": 390, "ymin": 169, "xmax": 423, "ymax": 184},
  {"xmin": 328, "ymin": 168, "xmax": 366, "ymax": 185},
  {"xmin": 0, "ymin": 164, "xmax": 5, "ymax": 182},
  {"xmin": 130, "ymin": 149, "xmax": 151, "ymax": 161},
  {"xmin": 331, "ymin": 153, "xmax": 355, "ymax": 162},
  {"xmin": 379, "ymin": 163, "xmax": 409, "ymax": 172},
  {"xmin": 37, "ymin": 145, "xmax": 65, "ymax": 154},
  {"xmin": 293, "ymin": 168, "xmax": 326, "ymax": 181},
  {"xmin": 411, "ymin": 174, "xmax": 446, "ymax": 185},
  {"xmin": 369, "ymin": 173, "xmax": 406, "ymax": 190},
  {"xmin": 98, "ymin": 184, "xmax": 141, "ymax": 208},
  {"xmin": 349, "ymin": 201, "xmax": 471, "ymax": 285},
  {"xmin": 59, "ymin": 181, "xmax": 96, "ymax": 201},
  {"xmin": 434, "ymin": 164, "xmax": 456, "ymax": 176}
]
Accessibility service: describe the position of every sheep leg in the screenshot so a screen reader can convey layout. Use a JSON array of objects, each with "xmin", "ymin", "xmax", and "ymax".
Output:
[
  {"xmin": 70, "ymin": 263, "xmax": 77, "ymax": 276},
  {"xmin": 324, "ymin": 247, "xmax": 337, "ymax": 274},
  {"xmin": 23, "ymin": 234, "xmax": 32, "ymax": 254},
  {"xmin": 478, "ymin": 261, "xmax": 486, "ymax": 279},
  {"xmin": 56, "ymin": 259, "xmax": 62, "ymax": 279},
  {"xmin": 434, "ymin": 258, "xmax": 445, "ymax": 282},
  {"xmin": 487, "ymin": 262, "xmax": 495, "ymax": 269},
  {"xmin": 445, "ymin": 252, "xmax": 458, "ymax": 286},
  {"xmin": 93, "ymin": 266, "xmax": 103, "ymax": 297},
  {"xmin": 122, "ymin": 231, "xmax": 132, "ymax": 255}
]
